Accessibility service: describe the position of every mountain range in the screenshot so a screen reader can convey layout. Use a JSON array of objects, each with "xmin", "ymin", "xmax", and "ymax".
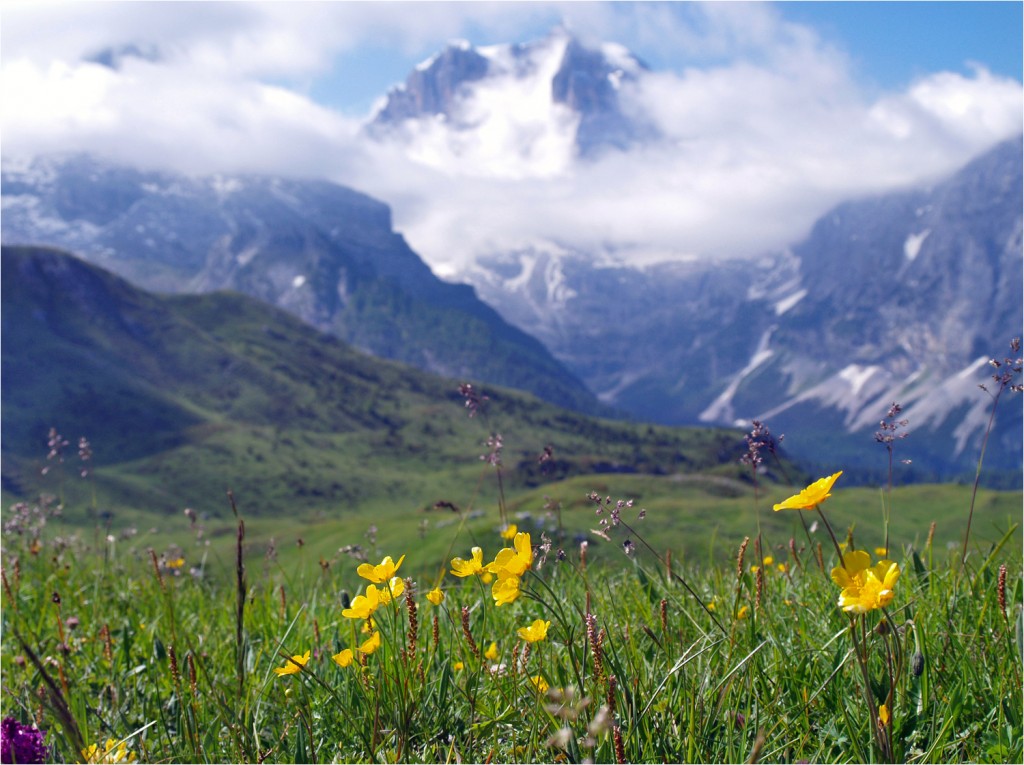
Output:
[
  {"xmin": 361, "ymin": 30, "xmax": 1023, "ymax": 483},
  {"xmin": 2, "ymin": 29, "xmax": 1021, "ymax": 484},
  {"xmin": 0, "ymin": 153, "xmax": 602, "ymax": 417}
]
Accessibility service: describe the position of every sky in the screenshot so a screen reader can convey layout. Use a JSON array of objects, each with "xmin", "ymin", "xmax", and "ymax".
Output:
[{"xmin": 2, "ymin": 1, "xmax": 1022, "ymax": 274}]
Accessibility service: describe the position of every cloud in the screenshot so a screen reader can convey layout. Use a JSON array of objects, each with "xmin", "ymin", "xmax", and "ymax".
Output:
[{"xmin": 1, "ymin": 1, "xmax": 1021, "ymax": 276}]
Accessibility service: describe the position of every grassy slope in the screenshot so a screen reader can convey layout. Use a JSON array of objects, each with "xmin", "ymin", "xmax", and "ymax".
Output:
[{"xmin": 2, "ymin": 245, "xmax": 775, "ymax": 524}]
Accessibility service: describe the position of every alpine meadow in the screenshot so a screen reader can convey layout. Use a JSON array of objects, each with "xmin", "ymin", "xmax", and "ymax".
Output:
[{"xmin": 2, "ymin": 3, "xmax": 1023, "ymax": 764}]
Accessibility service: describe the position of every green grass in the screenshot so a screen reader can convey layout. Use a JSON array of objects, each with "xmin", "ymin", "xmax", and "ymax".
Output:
[{"xmin": 3, "ymin": 461, "xmax": 1021, "ymax": 763}]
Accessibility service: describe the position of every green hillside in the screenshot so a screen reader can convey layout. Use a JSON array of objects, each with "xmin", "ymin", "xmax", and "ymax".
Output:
[{"xmin": 2, "ymin": 245, "xmax": 775, "ymax": 526}]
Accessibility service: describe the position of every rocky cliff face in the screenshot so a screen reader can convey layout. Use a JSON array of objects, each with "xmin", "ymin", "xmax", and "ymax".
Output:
[{"xmin": 458, "ymin": 137, "xmax": 1024, "ymax": 481}]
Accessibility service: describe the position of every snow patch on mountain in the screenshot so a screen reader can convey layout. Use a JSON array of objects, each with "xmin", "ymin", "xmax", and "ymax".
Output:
[
  {"xmin": 904, "ymin": 229, "xmax": 930, "ymax": 260},
  {"xmin": 700, "ymin": 328, "xmax": 776, "ymax": 425},
  {"xmin": 774, "ymin": 288, "xmax": 807, "ymax": 315}
]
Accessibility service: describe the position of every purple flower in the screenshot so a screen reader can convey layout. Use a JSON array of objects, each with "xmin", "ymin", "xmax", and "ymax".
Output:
[{"xmin": 1, "ymin": 717, "xmax": 48, "ymax": 764}]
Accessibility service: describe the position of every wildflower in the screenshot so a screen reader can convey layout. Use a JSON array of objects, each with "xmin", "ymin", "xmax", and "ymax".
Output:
[
  {"xmin": 166, "ymin": 557, "xmax": 185, "ymax": 569},
  {"xmin": 736, "ymin": 605, "xmax": 750, "ymax": 620},
  {"xmin": 837, "ymin": 560, "xmax": 900, "ymax": 614},
  {"xmin": 82, "ymin": 738, "xmax": 136, "ymax": 764},
  {"xmin": 491, "ymin": 575, "xmax": 522, "ymax": 606},
  {"xmin": 1, "ymin": 718, "xmax": 48, "ymax": 764},
  {"xmin": 762, "ymin": 556, "xmax": 774, "ymax": 566},
  {"xmin": 518, "ymin": 619, "xmax": 550, "ymax": 643},
  {"xmin": 342, "ymin": 586, "xmax": 380, "ymax": 619},
  {"xmin": 487, "ymin": 532, "xmax": 533, "ymax": 578},
  {"xmin": 531, "ymin": 674, "xmax": 550, "ymax": 693},
  {"xmin": 878, "ymin": 703, "xmax": 890, "ymax": 726},
  {"xmin": 376, "ymin": 577, "xmax": 405, "ymax": 605},
  {"xmin": 776, "ymin": 563, "xmax": 787, "ymax": 573},
  {"xmin": 450, "ymin": 547, "xmax": 486, "ymax": 577},
  {"xmin": 332, "ymin": 649, "xmax": 354, "ymax": 668},
  {"xmin": 500, "ymin": 524, "xmax": 518, "ymax": 540},
  {"xmin": 706, "ymin": 600, "xmax": 717, "ymax": 612},
  {"xmin": 358, "ymin": 631, "xmax": 381, "ymax": 655},
  {"xmin": 485, "ymin": 642, "xmax": 499, "ymax": 661},
  {"xmin": 874, "ymin": 547, "xmax": 888, "ymax": 557},
  {"xmin": 357, "ymin": 554, "xmax": 405, "ymax": 584},
  {"xmin": 273, "ymin": 649, "xmax": 310, "ymax": 676},
  {"xmin": 426, "ymin": 587, "xmax": 445, "ymax": 606},
  {"xmin": 453, "ymin": 661, "xmax": 465, "ymax": 671},
  {"xmin": 772, "ymin": 471, "xmax": 843, "ymax": 511}
]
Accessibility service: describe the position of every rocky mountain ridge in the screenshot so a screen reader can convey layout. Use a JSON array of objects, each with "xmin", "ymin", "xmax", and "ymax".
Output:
[{"xmin": 0, "ymin": 153, "xmax": 604, "ymax": 416}]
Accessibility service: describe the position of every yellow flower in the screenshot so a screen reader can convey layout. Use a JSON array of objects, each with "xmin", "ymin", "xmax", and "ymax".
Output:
[
  {"xmin": 426, "ymin": 587, "xmax": 445, "ymax": 605},
  {"xmin": 377, "ymin": 577, "xmax": 405, "ymax": 605},
  {"xmin": 487, "ymin": 532, "xmax": 533, "ymax": 578},
  {"xmin": 451, "ymin": 547, "xmax": 486, "ymax": 577},
  {"xmin": 332, "ymin": 648, "xmax": 354, "ymax": 668},
  {"xmin": 762, "ymin": 555, "xmax": 774, "ymax": 566},
  {"xmin": 517, "ymin": 618, "xmax": 550, "ymax": 643},
  {"xmin": 485, "ymin": 642, "xmax": 499, "ymax": 661},
  {"xmin": 838, "ymin": 560, "xmax": 900, "ymax": 614},
  {"xmin": 879, "ymin": 703, "xmax": 890, "ymax": 727},
  {"xmin": 453, "ymin": 661, "xmax": 465, "ymax": 671},
  {"xmin": 830, "ymin": 550, "xmax": 872, "ymax": 589},
  {"xmin": 772, "ymin": 471, "xmax": 843, "ymax": 511},
  {"xmin": 342, "ymin": 586, "xmax": 380, "ymax": 619},
  {"xmin": 166, "ymin": 557, "xmax": 185, "ymax": 569},
  {"xmin": 530, "ymin": 674, "xmax": 549, "ymax": 693},
  {"xmin": 500, "ymin": 523, "xmax": 518, "ymax": 540},
  {"xmin": 358, "ymin": 631, "xmax": 382, "ymax": 655},
  {"xmin": 361, "ymin": 618, "xmax": 376, "ymax": 633},
  {"xmin": 706, "ymin": 600, "xmax": 717, "ymax": 612},
  {"xmin": 357, "ymin": 554, "xmax": 405, "ymax": 584},
  {"xmin": 875, "ymin": 546, "xmax": 889, "ymax": 557},
  {"xmin": 491, "ymin": 575, "xmax": 521, "ymax": 606},
  {"xmin": 776, "ymin": 563, "xmax": 788, "ymax": 573},
  {"xmin": 82, "ymin": 738, "xmax": 136, "ymax": 764},
  {"xmin": 273, "ymin": 649, "xmax": 310, "ymax": 676},
  {"xmin": 736, "ymin": 605, "xmax": 750, "ymax": 620}
]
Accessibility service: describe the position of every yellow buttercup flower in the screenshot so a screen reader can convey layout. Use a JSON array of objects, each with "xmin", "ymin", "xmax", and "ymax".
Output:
[
  {"xmin": 830, "ymin": 550, "xmax": 872, "ymax": 589},
  {"xmin": 451, "ymin": 547, "xmax": 486, "ymax": 577},
  {"xmin": 332, "ymin": 649, "xmax": 354, "ymax": 668},
  {"xmin": 83, "ymin": 739, "xmax": 136, "ymax": 764},
  {"xmin": 878, "ymin": 703, "xmax": 890, "ymax": 727},
  {"xmin": 500, "ymin": 523, "xmax": 518, "ymax": 540},
  {"xmin": 358, "ymin": 631, "xmax": 382, "ymax": 655},
  {"xmin": 772, "ymin": 471, "xmax": 843, "ymax": 511},
  {"xmin": 517, "ymin": 618, "xmax": 550, "ymax": 643},
  {"xmin": 273, "ymin": 649, "xmax": 310, "ymax": 676},
  {"xmin": 491, "ymin": 575, "xmax": 521, "ymax": 606},
  {"xmin": 837, "ymin": 560, "xmax": 900, "ymax": 614},
  {"xmin": 530, "ymin": 674, "xmax": 549, "ymax": 693},
  {"xmin": 875, "ymin": 546, "xmax": 889, "ymax": 557},
  {"xmin": 427, "ymin": 586, "xmax": 445, "ymax": 605},
  {"xmin": 736, "ymin": 605, "xmax": 750, "ymax": 620},
  {"xmin": 342, "ymin": 586, "xmax": 381, "ymax": 619},
  {"xmin": 377, "ymin": 577, "xmax": 405, "ymax": 605},
  {"xmin": 487, "ymin": 532, "xmax": 533, "ymax": 578},
  {"xmin": 485, "ymin": 642, "xmax": 499, "ymax": 661},
  {"xmin": 166, "ymin": 557, "xmax": 185, "ymax": 569},
  {"xmin": 357, "ymin": 554, "xmax": 405, "ymax": 584},
  {"xmin": 82, "ymin": 738, "xmax": 136, "ymax": 764},
  {"xmin": 453, "ymin": 661, "xmax": 465, "ymax": 671}
]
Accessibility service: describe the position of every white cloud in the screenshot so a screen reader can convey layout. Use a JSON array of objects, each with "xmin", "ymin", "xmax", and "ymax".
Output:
[{"xmin": 1, "ymin": 1, "xmax": 1021, "ymax": 276}]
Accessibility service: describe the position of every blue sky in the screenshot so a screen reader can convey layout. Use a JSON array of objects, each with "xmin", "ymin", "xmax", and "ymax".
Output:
[{"xmin": 309, "ymin": 1, "xmax": 1024, "ymax": 115}]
